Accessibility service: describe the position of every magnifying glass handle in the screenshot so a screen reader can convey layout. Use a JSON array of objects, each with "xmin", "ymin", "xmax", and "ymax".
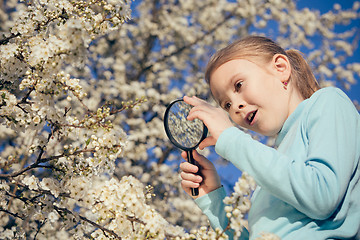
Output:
[{"xmin": 186, "ymin": 150, "xmax": 199, "ymax": 196}]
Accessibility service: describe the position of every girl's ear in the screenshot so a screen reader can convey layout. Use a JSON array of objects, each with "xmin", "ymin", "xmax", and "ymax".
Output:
[{"xmin": 272, "ymin": 54, "xmax": 291, "ymax": 83}]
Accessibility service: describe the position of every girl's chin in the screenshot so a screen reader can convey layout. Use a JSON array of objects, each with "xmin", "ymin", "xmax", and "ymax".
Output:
[{"xmin": 237, "ymin": 124, "xmax": 278, "ymax": 137}]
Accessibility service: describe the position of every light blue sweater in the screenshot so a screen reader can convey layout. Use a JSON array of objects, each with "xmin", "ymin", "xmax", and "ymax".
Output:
[{"xmin": 195, "ymin": 87, "xmax": 360, "ymax": 239}]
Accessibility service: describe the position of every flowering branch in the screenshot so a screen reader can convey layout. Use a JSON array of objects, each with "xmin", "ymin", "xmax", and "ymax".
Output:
[
  {"xmin": 53, "ymin": 205, "xmax": 122, "ymax": 240},
  {"xmin": 134, "ymin": 6, "xmax": 237, "ymax": 80},
  {"xmin": 0, "ymin": 145, "xmax": 121, "ymax": 179},
  {"xmin": 0, "ymin": 33, "xmax": 20, "ymax": 45},
  {"xmin": 0, "ymin": 207, "xmax": 25, "ymax": 220},
  {"xmin": 2, "ymin": 187, "xmax": 122, "ymax": 239}
]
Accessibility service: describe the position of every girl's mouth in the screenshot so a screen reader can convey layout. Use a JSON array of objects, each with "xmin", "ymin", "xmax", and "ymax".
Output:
[{"xmin": 246, "ymin": 110, "xmax": 257, "ymax": 125}]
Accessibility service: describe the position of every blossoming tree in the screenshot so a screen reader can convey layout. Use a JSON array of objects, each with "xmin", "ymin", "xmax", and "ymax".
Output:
[{"xmin": 0, "ymin": 0, "xmax": 359, "ymax": 239}]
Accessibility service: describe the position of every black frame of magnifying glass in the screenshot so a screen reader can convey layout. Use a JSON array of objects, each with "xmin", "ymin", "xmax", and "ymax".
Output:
[{"xmin": 164, "ymin": 99, "xmax": 208, "ymax": 151}]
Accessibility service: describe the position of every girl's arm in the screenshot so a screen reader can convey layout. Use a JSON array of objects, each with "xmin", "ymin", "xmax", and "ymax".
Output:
[
  {"xmin": 194, "ymin": 186, "xmax": 249, "ymax": 239},
  {"xmin": 215, "ymin": 88, "xmax": 359, "ymax": 220},
  {"xmin": 180, "ymin": 150, "xmax": 248, "ymax": 239}
]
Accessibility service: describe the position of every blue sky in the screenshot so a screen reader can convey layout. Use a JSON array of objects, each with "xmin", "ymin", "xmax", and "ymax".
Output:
[{"xmin": 296, "ymin": 0, "xmax": 360, "ymax": 104}]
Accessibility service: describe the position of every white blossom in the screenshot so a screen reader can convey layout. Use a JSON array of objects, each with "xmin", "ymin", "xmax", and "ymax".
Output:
[
  {"xmin": 22, "ymin": 175, "xmax": 39, "ymax": 191},
  {"xmin": 0, "ymin": 0, "xmax": 358, "ymax": 239}
]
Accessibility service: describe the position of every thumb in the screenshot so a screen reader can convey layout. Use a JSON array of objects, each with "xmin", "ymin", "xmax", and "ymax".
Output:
[
  {"xmin": 199, "ymin": 136, "xmax": 217, "ymax": 150},
  {"xmin": 192, "ymin": 150, "xmax": 215, "ymax": 170}
]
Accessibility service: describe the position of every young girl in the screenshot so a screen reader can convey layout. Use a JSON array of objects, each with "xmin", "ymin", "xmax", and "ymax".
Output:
[{"xmin": 179, "ymin": 36, "xmax": 360, "ymax": 239}]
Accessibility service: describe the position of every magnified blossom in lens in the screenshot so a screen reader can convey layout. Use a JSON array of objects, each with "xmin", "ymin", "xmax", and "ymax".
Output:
[{"xmin": 167, "ymin": 101, "xmax": 204, "ymax": 149}]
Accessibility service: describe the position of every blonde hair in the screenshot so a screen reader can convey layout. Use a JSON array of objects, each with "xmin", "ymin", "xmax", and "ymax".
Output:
[{"xmin": 205, "ymin": 36, "xmax": 320, "ymax": 99}]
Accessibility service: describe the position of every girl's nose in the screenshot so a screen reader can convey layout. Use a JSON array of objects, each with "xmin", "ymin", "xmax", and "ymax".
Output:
[
  {"xmin": 231, "ymin": 97, "xmax": 245, "ymax": 112},
  {"xmin": 232, "ymin": 102, "xmax": 245, "ymax": 113}
]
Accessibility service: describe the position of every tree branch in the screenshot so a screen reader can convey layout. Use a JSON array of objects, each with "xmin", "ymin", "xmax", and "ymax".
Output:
[
  {"xmin": 4, "ymin": 189, "xmax": 122, "ymax": 239},
  {"xmin": 158, "ymin": 145, "xmax": 173, "ymax": 165},
  {"xmin": 54, "ymin": 205, "xmax": 122, "ymax": 240},
  {"xmin": 0, "ymin": 33, "xmax": 20, "ymax": 45},
  {"xmin": 135, "ymin": 10, "xmax": 236, "ymax": 79},
  {"xmin": 132, "ymin": 0, "xmax": 160, "ymax": 82},
  {"xmin": 0, "ymin": 207, "xmax": 25, "ymax": 220},
  {"xmin": 0, "ymin": 144, "xmax": 122, "ymax": 179},
  {"xmin": 33, "ymin": 220, "xmax": 47, "ymax": 240}
]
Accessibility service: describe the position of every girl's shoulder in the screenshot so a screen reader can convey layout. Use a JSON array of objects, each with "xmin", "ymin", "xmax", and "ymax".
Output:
[
  {"xmin": 302, "ymin": 87, "xmax": 359, "ymax": 122},
  {"xmin": 310, "ymin": 86, "xmax": 349, "ymax": 100},
  {"xmin": 307, "ymin": 87, "xmax": 355, "ymax": 109}
]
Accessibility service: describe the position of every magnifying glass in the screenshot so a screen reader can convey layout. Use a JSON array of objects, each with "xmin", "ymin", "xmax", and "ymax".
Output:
[{"xmin": 164, "ymin": 99, "xmax": 208, "ymax": 196}]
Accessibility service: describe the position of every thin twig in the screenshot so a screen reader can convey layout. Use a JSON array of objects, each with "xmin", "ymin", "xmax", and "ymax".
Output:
[
  {"xmin": 54, "ymin": 205, "xmax": 122, "ymax": 240},
  {"xmin": 0, "ymin": 145, "xmax": 121, "ymax": 179},
  {"xmin": 135, "ymin": 10, "xmax": 236, "ymax": 79},
  {"xmin": 33, "ymin": 219, "xmax": 46, "ymax": 240},
  {"xmin": 0, "ymin": 33, "xmax": 20, "ymax": 45},
  {"xmin": 0, "ymin": 207, "xmax": 25, "ymax": 220}
]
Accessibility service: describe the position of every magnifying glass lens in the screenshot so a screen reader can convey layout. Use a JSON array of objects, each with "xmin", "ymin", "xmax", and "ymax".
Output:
[{"xmin": 167, "ymin": 101, "xmax": 205, "ymax": 149}]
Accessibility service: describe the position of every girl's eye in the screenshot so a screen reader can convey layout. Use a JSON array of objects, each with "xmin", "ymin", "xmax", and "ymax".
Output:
[
  {"xmin": 235, "ymin": 81, "xmax": 243, "ymax": 91},
  {"xmin": 224, "ymin": 102, "xmax": 231, "ymax": 110}
]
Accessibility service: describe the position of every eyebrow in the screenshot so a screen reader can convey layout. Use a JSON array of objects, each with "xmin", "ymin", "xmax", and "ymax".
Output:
[
  {"xmin": 229, "ymin": 73, "xmax": 243, "ymax": 83},
  {"xmin": 217, "ymin": 73, "xmax": 243, "ymax": 108}
]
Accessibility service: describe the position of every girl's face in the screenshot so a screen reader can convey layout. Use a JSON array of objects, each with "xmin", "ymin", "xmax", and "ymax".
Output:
[{"xmin": 209, "ymin": 57, "xmax": 298, "ymax": 136}]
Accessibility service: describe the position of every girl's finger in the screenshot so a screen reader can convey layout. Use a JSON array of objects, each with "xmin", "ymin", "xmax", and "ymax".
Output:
[
  {"xmin": 183, "ymin": 95, "xmax": 206, "ymax": 106},
  {"xmin": 187, "ymin": 106, "xmax": 210, "ymax": 121},
  {"xmin": 199, "ymin": 136, "xmax": 217, "ymax": 149},
  {"xmin": 180, "ymin": 161, "xmax": 198, "ymax": 173},
  {"xmin": 181, "ymin": 151, "xmax": 187, "ymax": 159},
  {"xmin": 180, "ymin": 171, "xmax": 203, "ymax": 183},
  {"xmin": 181, "ymin": 180, "xmax": 200, "ymax": 190},
  {"xmin": 191, "ymin": 150, "xmax": 214, "ymax": 169},
  {"xmin": 181, "ymin": 150, "xmax": 214, "ymax": 171}
]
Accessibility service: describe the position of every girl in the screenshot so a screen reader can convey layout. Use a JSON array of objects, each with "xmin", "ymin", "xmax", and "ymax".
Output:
[{"xmin": 180, "ymin": 36, "xmax": 360, "ymax": 239}]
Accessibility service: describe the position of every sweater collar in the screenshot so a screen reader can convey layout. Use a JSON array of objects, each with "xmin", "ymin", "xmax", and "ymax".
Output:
[{"xmin": 275, "ymin": 98, "xmax": 308, "ymax": 147}]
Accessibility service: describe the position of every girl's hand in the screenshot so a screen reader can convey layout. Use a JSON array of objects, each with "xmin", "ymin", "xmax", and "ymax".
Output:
[
  {"xmin": 180, "ymin": 150, "xmax": 222, "ymax": 198},
  {"xmin": 183, "ymin": 96, "xmax": 233, "ymax": 149}
]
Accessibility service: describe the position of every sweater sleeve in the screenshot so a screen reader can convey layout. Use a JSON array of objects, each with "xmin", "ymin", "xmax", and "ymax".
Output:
[
  {"xmin": 215, "ymin": 88, "xmax": 359, "ymax": 220},
  {"xmin": 194, "ymin": 187, "xmax": 249, "ymax": 239}
]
